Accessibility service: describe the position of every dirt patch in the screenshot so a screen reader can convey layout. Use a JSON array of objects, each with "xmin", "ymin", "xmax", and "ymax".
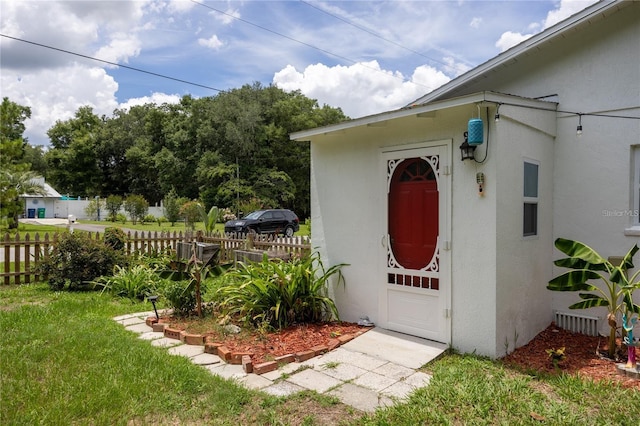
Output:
[{"xmin": 501, "ymin": 323, "xmax": 639, "ymax": 390}]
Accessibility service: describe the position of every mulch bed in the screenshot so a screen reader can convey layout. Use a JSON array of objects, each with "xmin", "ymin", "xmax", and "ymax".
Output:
[
  {"xmin": 166, "ymin": 316, "xmax": 639, "ymax": 389},
  {"xmin": 164, "ymin": 316, "xmax": 368, "ymax": 365},
  {"xmin": 501, "ymin": 323, "xmax": 639, "ymax": 390}
]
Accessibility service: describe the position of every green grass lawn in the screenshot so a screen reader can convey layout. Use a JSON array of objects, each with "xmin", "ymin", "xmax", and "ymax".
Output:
[{"xmin": 1, "ymin": 284, "xmax": 637, "ymax": 425}]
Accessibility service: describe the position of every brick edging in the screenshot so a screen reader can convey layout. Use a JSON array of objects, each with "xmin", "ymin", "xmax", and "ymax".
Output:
[{"xmin": 147, "ymin": 316, "xmax": 368, "ymax": 375}]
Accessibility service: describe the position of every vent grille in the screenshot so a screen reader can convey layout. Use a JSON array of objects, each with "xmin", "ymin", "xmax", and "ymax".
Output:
[{"xmin": 554, "ymin": 311, "xmax": 600, "ymax": 336}]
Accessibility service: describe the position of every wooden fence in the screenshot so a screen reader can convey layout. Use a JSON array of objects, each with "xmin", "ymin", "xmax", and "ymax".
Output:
[{"xmin": 1, "ymin": 231, "xmax": 310, "ymax": 285}]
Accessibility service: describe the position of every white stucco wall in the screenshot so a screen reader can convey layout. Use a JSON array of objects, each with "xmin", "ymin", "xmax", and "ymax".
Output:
[
  {"xmin": 309, "ymin": 103, "xmax": 509, "ymax": 356},
  {"xmin": 494, "ymin": 107, "xmax": 556, "ymax": 357},
  {"xmin": 436, "ymin": 3, "xmax": 640, "ymax": 337}
]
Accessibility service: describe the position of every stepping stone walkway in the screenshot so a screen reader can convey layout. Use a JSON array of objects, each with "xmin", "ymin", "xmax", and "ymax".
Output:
[{"xmin": 114, "ymin": 312, "xmax": 445, "ymax": 412}]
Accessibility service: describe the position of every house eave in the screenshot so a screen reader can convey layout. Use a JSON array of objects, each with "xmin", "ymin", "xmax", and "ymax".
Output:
[{"xmin": 291, "ymin": 91, "xmax": 557, "ymax": 141}]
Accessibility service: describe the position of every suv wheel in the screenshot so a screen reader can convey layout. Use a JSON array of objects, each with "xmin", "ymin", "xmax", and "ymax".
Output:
[{"xmin": 283, "ymin": 226, "xmax": 294, "ymax": 237}]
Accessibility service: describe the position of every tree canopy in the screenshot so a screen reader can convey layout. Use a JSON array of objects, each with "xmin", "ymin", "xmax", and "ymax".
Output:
[
  {"xmin": 41, "ymin": 84, "xmax": 347, "ymax": 218},
  {"xmin": 0, "ymin": 97, "xmax": 47, "ymax": 228}
]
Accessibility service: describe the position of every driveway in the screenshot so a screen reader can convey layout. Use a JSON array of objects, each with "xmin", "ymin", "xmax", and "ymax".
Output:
[{"xmin": 19, "ymin": 218, "xmax": 137, "ymax": 234}]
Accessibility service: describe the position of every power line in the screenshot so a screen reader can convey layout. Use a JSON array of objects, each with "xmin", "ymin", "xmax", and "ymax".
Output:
[
  {"xmin": 189, "ymin": 0, "xmax": 428, "ymax": 89},
  {"xmin": 299, "ymin": 0, "xmax": 463, "ymax": 73},
  {"xmin": 0, "ymin": 33, "xmax": 225, "ymax": 93}
]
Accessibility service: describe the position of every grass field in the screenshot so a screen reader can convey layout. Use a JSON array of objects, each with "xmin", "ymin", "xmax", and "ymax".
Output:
[{"xmin": 1, "ymin": 284, "xmax": 637, "ymax": 425}]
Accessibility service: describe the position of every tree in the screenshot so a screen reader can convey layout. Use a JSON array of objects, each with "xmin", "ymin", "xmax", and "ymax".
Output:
[
  {"xmin": 45, "ymin": 107, "xmax": 103, "ymax": 196},
  {"xmin": 179, "ymin": 200, "xmax": 201, "ymax": 230},
  {"xmin": 41, "ymin": 84, "xmax": 348, "ymax": 215},
  {"xmin": 1, "ymin": 97, "xmax": 32, "ymax": 173},
  {"xmin": 105, "ymin": 195, "xmax": 123, "ymax": 222},
  {"xmin": 123, "ymin": 194, "xmax": 149, "ymax": 224},
  {"xmin": 163, "ymin": 188, "xmax": 182, "ymax": 226},
  {"xmin": 84, "ymin": 197, "xmax": 105, "ymax": 221},
  {"xmin": 0, "ymin": 171, "xmax": 47, "ymax": 229}
]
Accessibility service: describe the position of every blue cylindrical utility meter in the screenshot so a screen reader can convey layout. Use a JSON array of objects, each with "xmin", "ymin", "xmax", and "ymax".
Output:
[{"xmin": 467, "ymin": 118, "xmax": 484, "ymax": 145}]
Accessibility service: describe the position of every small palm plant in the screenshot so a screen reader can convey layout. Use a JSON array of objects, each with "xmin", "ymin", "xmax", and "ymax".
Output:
[
  {"xmin": 547, "ymin": 238, "xmax": 640, "ymax": 358},
  {"xmin": 217, "ymin": 252, "xmax": 347, "ymax": 329}
]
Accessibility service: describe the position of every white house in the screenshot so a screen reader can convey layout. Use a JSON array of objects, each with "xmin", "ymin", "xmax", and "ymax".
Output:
[
  {"xmin": 291, "ymin": 0, "xmax": 640, "ymax": 358},
  {"xmin": 22, "ymin": 177, "xmax": 62, "ymax": 219}
]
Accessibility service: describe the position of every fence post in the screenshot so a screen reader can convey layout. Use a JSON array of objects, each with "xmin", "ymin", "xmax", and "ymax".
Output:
[{"xmin": 3, "ymin": 233, "xmax": 10, "ymax": 285}]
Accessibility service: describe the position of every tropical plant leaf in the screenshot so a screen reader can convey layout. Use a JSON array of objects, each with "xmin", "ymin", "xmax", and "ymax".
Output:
[
  {"xmin": 610, "ymin": 244, "xmax": 639, "ymax": 282},
  {"xmin": 577, "ymin": 293, "xmax": 601, "ymax": 300},
  {"xmin": 547, "ymin": 270, "xmax": 600, "ymax": 291},
  {"xmin": 553, "ymin": 257, "xmax": 608, "ymax": 271},
  {"xmin": 554, "ymin": 238, "xmax": 607, "ymax": 265},
  {"xmin": 569, "ymin": 298, "xmax": 609, "ymax": 309},
  {"xmin": 622, "ymin": 292, "xmax": 640, "ymax": 314}
]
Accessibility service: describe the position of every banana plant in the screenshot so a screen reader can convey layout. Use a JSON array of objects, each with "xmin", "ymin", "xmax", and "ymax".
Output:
[
  {"xmin": 548, "ymin": 238, "xmax": 640, "ymax": 358},
  {"xmin": 198, "ymin": 205, "xmax": 219, "ymax": 236}
]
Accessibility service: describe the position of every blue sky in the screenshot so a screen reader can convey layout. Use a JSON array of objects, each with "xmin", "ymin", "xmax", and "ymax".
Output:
[{"xmin": 0, "ymin": 0, "xmax": 598, "ymax": 146}]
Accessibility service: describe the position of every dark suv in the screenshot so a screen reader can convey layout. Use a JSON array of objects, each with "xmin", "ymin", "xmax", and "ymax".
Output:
[{"xmin": 224, "ymin": 209, "xmax": 300, "ymax": 237}]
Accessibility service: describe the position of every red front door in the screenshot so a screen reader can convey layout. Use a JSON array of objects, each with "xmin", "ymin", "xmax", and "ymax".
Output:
[{"xmin": 388, "ymin": 158, "xmax": 439, "ymax": 270}]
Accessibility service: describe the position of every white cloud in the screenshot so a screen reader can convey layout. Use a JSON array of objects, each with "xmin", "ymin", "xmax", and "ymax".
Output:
[
  {"xmin": 212, "ymin": 7, "xmax": 241, "ymax": 25},
  {"xmin": 118, "ymin": 93, "xmax": 182, "ymax": 110},
  {"xmin": 470, "ymin": 17, "xmax": 482, "ymax": 29},
  {"xmin": 198, "ymin": 35, "xmax": 224, "ymax": 50},
  {"xmin": 94, "ymin": 33, "xmax": 142, "ymax": 64},
  {"xmin": 544, "ymin": 0, "xmax": 596, "ymax": 28},
  {"xmin": 495, "ymin": 0, "xmax": 598, "ymax": 52},
  {"xmin": 495, "ymin": 31, "xmax": 533, "ymax": 52},
  {"xmin": 1, "ymin": 65, "xmax": 119, "ymax": 145},
  {"xmin": 273, "ymin": 61, "xmax": 451, "ymax": 118}
]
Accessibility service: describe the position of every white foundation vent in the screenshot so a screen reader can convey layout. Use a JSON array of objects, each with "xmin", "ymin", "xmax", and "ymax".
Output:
[{"xmin": 554, "ymin": 311, "xmax": 600, "ymax": 336}]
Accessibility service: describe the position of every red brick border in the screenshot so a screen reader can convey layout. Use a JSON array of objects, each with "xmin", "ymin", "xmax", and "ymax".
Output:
[{"xmin": 149, "ymin": 319, "xmax": 368, "ymax": 375}]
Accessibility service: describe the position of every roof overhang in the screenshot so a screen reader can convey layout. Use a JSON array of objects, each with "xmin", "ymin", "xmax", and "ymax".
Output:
[{"xmin": 291, "ymin": 91, "xmax": 557, "ymax": 141}]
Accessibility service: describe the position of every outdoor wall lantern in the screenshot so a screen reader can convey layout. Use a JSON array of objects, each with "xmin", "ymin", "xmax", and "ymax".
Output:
[
  {"xmin": 460, "ymin": 117, "xmax": 484, "ymax": 161},
  {"xmin": 459, "ymin": 131, "xmax": 476, "ymax": 161},
  {"xmin": 147, "ymin": 295, "xmax": 159, "ymax": 320}
]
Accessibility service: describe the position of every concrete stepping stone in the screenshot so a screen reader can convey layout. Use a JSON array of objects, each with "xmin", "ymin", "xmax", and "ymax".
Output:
[
  {"xmin": 317, "ymin": 362, "xmax": 367, "ymax": 381},
  {"xmin": 125, "ymin": 323, "xmax": 153, "ymax": 334},
  {"xmin": 238, "ymin": 374, "xmax": 274, "ymax": 390},
  {"xmin": 262, "ymin": 381, "xmax": 305, "ymax": 397},
  {"xmin": 118, "ymin": 317, "xmax": 146, "ymax": 326},
  {"xmin": 138, "ymin": 331, "xmax": 165, "ymax": 341},
  {"xmin": 168, "ymin": 344, "xmax": 205, "ymax": 358},
  {"xmin": 151, "ymin": 338, "xmax": 183, "ymax": 348},
  {"xmin": 205, "ymin": 362, "xmax": 246, "ymax": 380},
  {"xmin": 286, "ymin": 368, "xmax": 342, "ymax": 393},
  {"xmin": 327, "ymin": 383, "xmax": 394, "ymax": 413},
  {"xmin": 352, "ymin": 371, "xmax": 397, "ymax": 392},
  {"xmin": 372, "ymin": 362, "xmax": 414, "ymax": 380},
  {"xmin": 191, "ymin": 353, "xmax": 221, "ymax": 366}
]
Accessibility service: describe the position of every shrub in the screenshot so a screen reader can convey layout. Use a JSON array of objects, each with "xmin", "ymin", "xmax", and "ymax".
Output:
[
  {"xmin": 104, "ymin": 227, "xmax": 127, "ymax": 251},
  {"xmin": 93, "ymin": 264, "xmax": 164, "ymax": 300},
  {"xmin": 130, "ymin": 248, "xmax": 174, "ymax": 270},
  {"xmin": 217, "ymin": 252, "xmax": 347, "ymax": 329},
  {"xmin": 116, "ymin": 213, "xmax": 127, "ymax": 223},
  {"xmin": 162, "ymin": 281, "xmax": 197, "ymax": 317},
  {"xmin": 142, "ymin": 214, "xmax": 156, "ymax": 224},
  {"xmin": 105, "ymin": 195, "xmax": 123, "ymax": 222},
  {"xmin": 124, "ymin": 194, "xmax": 149, "ymax": 224},
  {"xmin": 37, "ymin": 232, "xmax": 126, "ymax": 291},
  {"xmin": 179, "ymin": 201, "xmax": 201, "ymax": 230}
]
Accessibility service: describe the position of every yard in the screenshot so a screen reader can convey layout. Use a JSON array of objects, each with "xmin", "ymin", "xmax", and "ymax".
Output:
[{"xmin": 1, "ymin": 283, "xmax": 638, "ymax": 425}]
